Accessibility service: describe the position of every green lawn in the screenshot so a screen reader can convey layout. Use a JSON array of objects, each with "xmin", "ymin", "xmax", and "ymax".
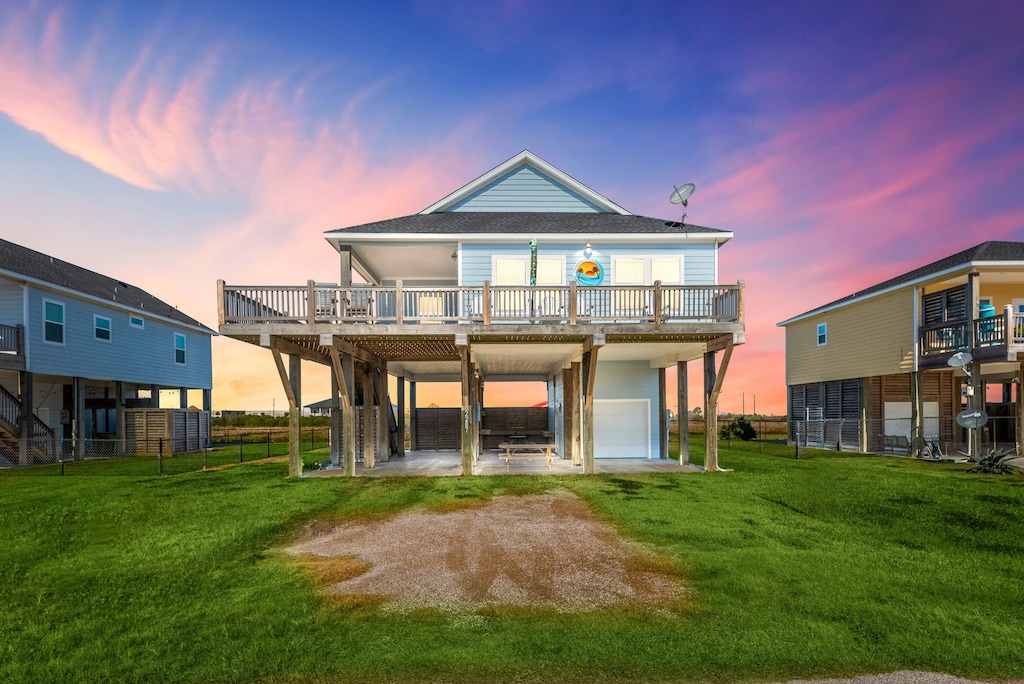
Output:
[{"xmin": 1, "ymin": 442, "xmax": 1022, "ymax": 683}]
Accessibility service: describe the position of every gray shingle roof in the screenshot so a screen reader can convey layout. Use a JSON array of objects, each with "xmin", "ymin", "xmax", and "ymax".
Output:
[
  {"xmin": 326, "ymin": 212, "xmax": 728, "ymax": 235},
  {"xmin": 0, "ymin": 237, "xmax": 213, "ymax": 333},
  {"xmin": 787, "ymin": 241, "xmax": 1024, "ymax": 321}
]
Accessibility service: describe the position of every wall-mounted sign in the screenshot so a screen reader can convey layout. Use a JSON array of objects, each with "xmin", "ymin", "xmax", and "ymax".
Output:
[{"xmin": 575, "ymin": 260, "xmax": 604, "ymax": 286}]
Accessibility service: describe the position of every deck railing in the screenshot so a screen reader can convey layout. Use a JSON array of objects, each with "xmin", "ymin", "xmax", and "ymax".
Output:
[
  {"xmin": 0, "ymin": 324, "xmax": 21, "ymax": 354},
  {"xmin": 219, "ymin": 280, "xmax": 744, "ymax": 326},
  {"xmin": 919, "ymin": 310, "xmax": 1024, "ymax": 356}
]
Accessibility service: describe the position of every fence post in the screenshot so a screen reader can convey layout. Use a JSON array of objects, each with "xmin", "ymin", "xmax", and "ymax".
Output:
[
  {"xmin": 310, "ymin": 426, "xmax": 314, "ymax": 451},
  {"xmin": 239, "ymin": 432, "xmax": 243, "ymax": 463},
  {"xmin": 267, "ymin": 431, "xmax": 271, "ymax": 459},
  {"xmin": 158, "ymin": 438, "xmax": 163, "ymax": 474},
  {"xmin": 203, "ymin": 442, "xmax": 208, "ymax": 470},
  {"xmin": 794, "ymin": 423, "xmax": 800, "ymax": 460}
]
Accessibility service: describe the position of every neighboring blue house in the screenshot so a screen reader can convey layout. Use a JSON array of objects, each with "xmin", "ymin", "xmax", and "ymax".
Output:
[
  {"xmin": 0, "ymin": 238, "xmax": 214, "ymax": 463},
  {"xmin": 219, "ymin": 150, "xmax": 745, "ymax": 476}
]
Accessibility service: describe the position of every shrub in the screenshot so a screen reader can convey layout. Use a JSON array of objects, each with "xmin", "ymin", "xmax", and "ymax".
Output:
[
  {"xmin": 968, "ymin": 448, "xmax": 1021, "ymax": 475},
  {"xmin": 720, "ymin": 416, "xmax": 757, "ymax": 441}
]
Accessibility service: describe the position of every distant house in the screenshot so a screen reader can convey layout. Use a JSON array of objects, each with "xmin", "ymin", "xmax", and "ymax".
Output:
[
  {"xmin": 218, "ymin": 150, "xmax": 745, "ymax": 476},
  {"xmin": 778, "ymin": 241, "xmax": 1024, "ymax": 455},
  {"xmin": 0, "ymin": 238, "xmax": 214, "ymax": 464},
  {"xmin": 305, "ymin": 398, "xmax": 334, "ymax": 416}
]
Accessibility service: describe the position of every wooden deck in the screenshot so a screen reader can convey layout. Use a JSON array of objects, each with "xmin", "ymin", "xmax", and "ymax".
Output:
[{"xmin": 304, "ymin": 449, "xmax": 703, "ymax": 478}]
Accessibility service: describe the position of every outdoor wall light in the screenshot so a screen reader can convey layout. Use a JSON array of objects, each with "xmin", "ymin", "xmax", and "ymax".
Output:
[{"xmin": 583, "ymin": 243, "xmax": 593, "ymax": 258}]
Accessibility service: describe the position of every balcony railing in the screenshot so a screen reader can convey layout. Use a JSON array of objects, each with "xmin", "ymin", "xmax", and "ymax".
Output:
[
  {"xmin": 0, "ymin": 324, "xmax": 21, "ymax": 354},
  {"xmin": 219, "ymin": 280, "xmax": 743, "ymax": 327},
  {"xmin": 919, "ymin": 311, "xmax": 1024, "ymax": 356}
]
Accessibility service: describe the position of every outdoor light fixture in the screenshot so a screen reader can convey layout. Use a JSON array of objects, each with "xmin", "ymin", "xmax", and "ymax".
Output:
[
  {"xmin": 583, "ymin": 243, "xmax": 593, "ymax": 258},
  {"xmin": 451, "ymin": 249, "xmax": 458, "ymax": 261}
]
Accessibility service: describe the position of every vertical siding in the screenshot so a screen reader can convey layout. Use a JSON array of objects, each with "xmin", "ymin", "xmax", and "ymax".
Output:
[
  {"xmin": 0, "ymin": 278, "xmax": 23, "ymax": 324},
  {"xmin": 460, "ymin": 241, "xmax": 718, "ymax": 286},
  {"xmin": 448, "ymin": 166, "xmax": 604, "ymax": 213},
  {"xmin": 594, "ymin": 360, "xmax": 662, "ymax": 458},
  {"xmin": 25, "ymin": 286, "xmax": 212, "ymax": 388},
  {"xmin": 784, "ymin": 290, "xmax": 915, "ymax": 385}
]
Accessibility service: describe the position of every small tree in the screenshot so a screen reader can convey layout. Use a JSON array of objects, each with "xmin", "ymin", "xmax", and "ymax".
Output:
[
  {"xmin": 690, "ymin": 406, "xmax": 703, "ymax": 420},
  {"xmin": 720, "ymin": 416, "xmax": 757, "ymax": 441}
]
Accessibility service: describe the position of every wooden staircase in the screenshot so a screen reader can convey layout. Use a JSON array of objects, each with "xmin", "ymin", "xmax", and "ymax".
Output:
[{"xmin": 0, "ymin": 384, "xmax": 56, "ymax": 465}]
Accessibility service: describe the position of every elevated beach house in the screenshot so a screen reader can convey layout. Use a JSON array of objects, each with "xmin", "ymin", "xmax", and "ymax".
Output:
[
  {"xmin": 218, "ymin": 151, "xmax": 745, "ymax": 476},
  {"xmin": 0, "ymin": 238, "xmax": 214, "ymax": 465},
  {"xmin": 778, "ymin": 241, "xmax": 1024, "ymax": 456}
]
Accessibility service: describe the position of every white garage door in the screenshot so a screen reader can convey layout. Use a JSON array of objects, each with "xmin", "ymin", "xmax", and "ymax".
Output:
[{"xmin": 594, "ymin": 399, "xmax": 650, "ymax": 459}]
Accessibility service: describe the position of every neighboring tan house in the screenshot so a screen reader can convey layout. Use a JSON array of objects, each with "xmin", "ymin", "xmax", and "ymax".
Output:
[
  {"xmin": 218, "ymin": 150, "xmax": 746, "ymax": 476},
  {"xmin": 0, "ymin": 238, "xmax": 214, "ymax": 465},
  {"xmin": 778, "ymin": 241, "xmax": 1024, "ymax": 455}
]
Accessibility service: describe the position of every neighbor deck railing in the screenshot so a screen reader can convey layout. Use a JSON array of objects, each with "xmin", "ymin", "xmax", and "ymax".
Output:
[
  {"xmin": 219, "ymin": 280, "xmax": 744, "ymax": 326},
  {"xmin": 0, "ymin": 324, "xmax": 21, "ymax": 354}
]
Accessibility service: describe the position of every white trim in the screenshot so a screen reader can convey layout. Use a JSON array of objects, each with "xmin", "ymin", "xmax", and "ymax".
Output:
[
  {"xmin": 816, "ymin": 322, "xmax": 827, "ymax": 347},
  {"xmin": 42, "ymin": 297, "xmax": 65, "ymax": 346},
  {"xmin": 22, "ymin": 283, "xmax": 30, "ymax": 368},
  {"xmin": 536, "ymin": 256, "xmax": 566, "ymax": 285},
  {"xmin": 419, "ymin": 150, "xmax": 631, "ymax": 215},
  {"xmin": 492, "ymin": 256, "xmax": 528, "ymax": 285},
  {"xmin": 1011, "ymin": 298, "xmax": 1024, "ymax": 314},
  {"xmin": 0, "ymin": 267, "xmax": 214, "ymax": 336},
  {"xmin": 94, "ymin": 314, "xmax": 112, "ymax": 343},
  {"xmin": 129, "ymin": 314, "xmax": 145, "ymax": 329},
  {"xmin": 610, "ymin": 254, "xmax": 684, "ymax": 285},
  {"xmin": 326, "ymin": 231, "xmax": 731, "ymax": 244}
]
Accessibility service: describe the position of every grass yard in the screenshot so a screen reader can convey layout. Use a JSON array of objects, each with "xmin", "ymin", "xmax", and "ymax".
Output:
[{"xmin": 1, "ymin": 442, "xmax": 1022, "ymax": 683}]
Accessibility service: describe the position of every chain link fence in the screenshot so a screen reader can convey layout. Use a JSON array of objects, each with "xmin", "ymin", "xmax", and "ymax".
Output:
[{"xmin": 790, "ymin": 415, "xmax": 1019, "ymax": 457}]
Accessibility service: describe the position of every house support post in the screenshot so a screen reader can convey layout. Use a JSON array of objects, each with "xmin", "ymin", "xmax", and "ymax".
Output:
[
  {"xmin": 150, "ymin": 385, "xmax": 160, "ymax": 408},
  {"xmin": 18, "ymin": 370, "xmax": 32, "ymax": 466},
  {"xmin": 570, "ymin": 361, "xmax": 581, "ymax": 466},
  {"xmin": 561, "ymin": 367, "xmax": 571, "ymax": 463},
  {"xmin": 74, "ymin": 377, "xmax": 85, "ymax": 461},
  {"xmin": 910, "ymin": 371, "xmax": 923, "ymax": 456},
  {"xmin": 677, "ymin": 361, "xmax": 689, "ymax": 465},
  {"xmin": 329, "ymin": 371, "xmax": 341, "ymax": 467},
  {"xmin": 270, "ymin": 349, "xmax": 302, "ymax": 477},
  {"xmin": 472, "ymin": 368, "xmax": 482, "ymax": 463},
  {"xmin": 1018, "ymin": 359, "xmax": 1024, "ymax": 456},
  {"xmin": 457, "ymin": 335, "xmax": 473, "ymax": 475},
  {"xmin": 409, "ymin": 382, "xmax": 417, "ymax": 451},
  {"xmin": 362, "ymin": 363, "xmax": 374, "ymax": 469},
  {"xmin": 375, "ymin": 363, "xmax": 389, "ymax": 462},
  {"xmin": 581, "ymin": 335, "xmax": 604, "ymax": 474},
  {"xmin": 658, "ymin": 367, "xmax": 668, "ymax": 459},
  {"xmin": 179, "ymin": 387, "xmax": 188, "ymax": 409},
  {"xmin": 704, "ymin": 344, "xmax": 734, "ymax": 472},
  {"xmin": 115, "ymin": 381, "xmax": 126, "ymax": 454},
  {"xmin": 327, "ymin": 346, "xmax": 356, "ymax": 476},
  {"xmin": 397, "ymin": 376, "xmax": 406, "ymax": 457}
]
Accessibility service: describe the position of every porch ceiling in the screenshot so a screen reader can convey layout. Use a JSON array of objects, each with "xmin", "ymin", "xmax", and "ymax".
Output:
[{"xmin": 350, "ymin": 243, "xmax": 458, "ymax": 283}]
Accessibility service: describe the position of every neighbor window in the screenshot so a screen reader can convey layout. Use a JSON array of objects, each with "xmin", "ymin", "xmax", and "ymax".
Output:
[
  {"xmin": 43, "ymin": 299, "xmax": 64, "ymax": 344},
  {"xmin": 174, "ymin": 333, "xmax": 186, "ymax": 364},
  {"xmin": 816, "ymin": 322, "xmax": 827, "ymax": 346},
  {"xmin": 94, "ymin": 315, "xmax": 111, "ymax": 341},
  {"xmin": 129, "ymin": 314, "xmax": 144, "ymax": 329}
]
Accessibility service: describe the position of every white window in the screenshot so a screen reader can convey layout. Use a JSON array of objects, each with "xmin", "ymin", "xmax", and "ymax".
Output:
[
  {"xmin": 613, "ymin": 257, "xmax": 645, "ymax": 285},
  {"xmin": 94, "ymin": 316, "xmax": 111, "ymax": 342},
  {"xmin": 129, "ymin": 314, "xmax": 144, "ymax": 329},
  {"xmin": 43, "ymin": 299, "xmax": 64, "ymax": 344},
  {"xmin": 817, "ymin": 322, "xmax": 827, "ymax": 346},
  {"xmin": 612, "ymin": 256, "xmax": 684, "ymax": 284},
  {"xmin": 174, "ymin": 333, "xmax": 186, "ymax": 365},
  {"xmin": 651, "ymin": 257, "xmax": 683, "ymax": 284},
  {"xmin": 535, "ymin": 258, "xmax": 564, "ymax": 285}
]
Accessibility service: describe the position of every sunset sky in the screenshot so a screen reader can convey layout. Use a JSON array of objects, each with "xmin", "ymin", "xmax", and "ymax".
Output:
[{"xmin": 2, "ymin": 1, "xmax": 1023, "ymax": 415}]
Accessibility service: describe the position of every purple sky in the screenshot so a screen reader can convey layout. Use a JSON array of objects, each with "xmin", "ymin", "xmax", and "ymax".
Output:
[{"xmin": 1, "ymin": 1, "xmax": 1023, "ymax": 414}]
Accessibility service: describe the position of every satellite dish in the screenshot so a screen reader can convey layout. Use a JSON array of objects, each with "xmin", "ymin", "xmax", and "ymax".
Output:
[
  {"xmin": 669, "ymin": 183, "xmax": 695, "ymax": 223},
  {"xmin": 956, "ymin": 409, "xmax": 988, "ymax": 429},
  {"xmin": 948, "ymin": 351, "xmax": 973, "ymax": 368},
  {"xmin": 669, "ymin": 183, "xmax": 696, "ymax": 205}
]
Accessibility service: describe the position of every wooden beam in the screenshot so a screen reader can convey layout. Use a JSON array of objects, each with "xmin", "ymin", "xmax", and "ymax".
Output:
[
  {"xmin": 362, "ymin": 363, "xmax": 375, "ymax": 469},
  {"xmin": 409, "ymin": 381, "xmax": 417, "ymax": 451},
  {"xmin": 570, "ymin": 361, "xmax": 581, "ymax": 466},
  {"xmin": 375, "ymin": 363, "xmax": 389, "ymax": 462},
  {"xmin": 271, "ymin": 348, "xmax": 296, "ymax": 407},
  {"xmin": 288, "ymin": 354, "xmax": 302, "ymax": 477},
  {"xmin": 330, "ymin": 370, "xmax": 341, "ymax": 467},
  {"xmin": 459, "ymin": 344, "xmax": 473, "ymax": 475},
  {"xmin": 677, "ymin": 361, "xmax": 689, "ymax": 465},
  {"xmin": 397, "ymin": 376, "xmax": 406, "ymax": 457},
  {"xmin": 581, "ymin": 343, "xmax": 601, "ymax": 474},
  {"xmin": 263, "ymin": 335, "xmax": 330, "ymax": 366},
  {"xmin": 320, "ymin": 334, "xmax": 385, "ymax": 367},
  {"xmin": 704, "ymin": 351, "xmax": 718, "ymax": 472},
  {"xmin": 327, "ymin": 347, "xmax": 353, "ymax": 409},
  {"xmin": 658, "ymin": 367, "xmax": 668, "ymax": 459}
]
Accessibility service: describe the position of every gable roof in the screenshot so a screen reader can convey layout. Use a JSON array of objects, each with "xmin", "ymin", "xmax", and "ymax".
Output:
[
  {"xmin": 419, "ymin": 150, "xmax": 631, "ymax": 215},
  {"xmin": 325, "ymin": 211, "xmax": 729, "ymax": 239},
  {"xmin": 778, "ymin": 241, "xmax": 1024, "ymax": 326},
  {"xmin": 0, "ymin": 237, "xmax": 214, "ymax": 333}
]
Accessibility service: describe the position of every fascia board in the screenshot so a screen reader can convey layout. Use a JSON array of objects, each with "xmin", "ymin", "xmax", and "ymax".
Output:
[
  {"xmin": 325, "ymin": 231, "xmax": 732, "ymax": 244},
  {"xmin": 418, "ymin": 150, "xmax": 631, "ymax": 215},
  {"xmin": 776, "ymin": 262, "xmax": 983, "ymax": 327},
  {"xmin": 0, "ymin": 268, "xmax": 216, "ymax": 336}
]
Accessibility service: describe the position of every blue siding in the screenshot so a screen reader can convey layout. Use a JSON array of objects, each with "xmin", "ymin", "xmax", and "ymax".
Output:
[
  {"xmin": 448, "ymin": 166, "xmax": 604, "ymax": 213},
  {"xmin": 0, "ymin": 278, "xmax": 23, "ymax": 325},
  {"xmin": 460, "ymin": 241, "xmax": 717, "ymax": 286},
  {"xmin": 25, "ymin": 286, "xmax": 212, "ymax": 388},
  {"xmin": 594, "ymin": 361, "xmax": 662, "ymax": 458}
]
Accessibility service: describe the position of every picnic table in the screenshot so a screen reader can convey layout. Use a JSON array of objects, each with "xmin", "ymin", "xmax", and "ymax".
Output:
[{"xmin": 497, "ymin": 443, "xmax": 558, "ymax": 472}]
